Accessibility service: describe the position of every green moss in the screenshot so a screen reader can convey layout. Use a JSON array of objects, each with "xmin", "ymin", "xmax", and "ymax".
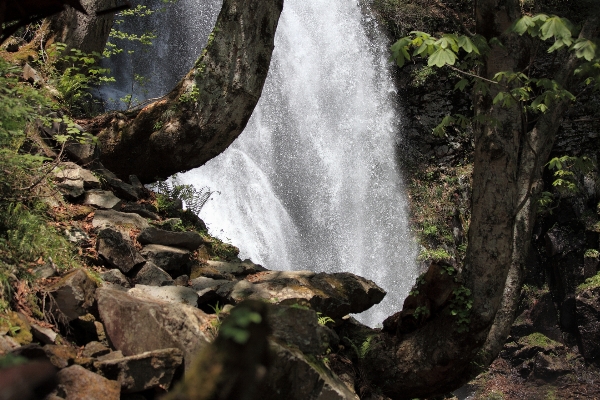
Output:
[
  {"xmin": 577, "ymin": 272, "xmax": 600, "ymax": 292},
  {"xmin": 518, "ymin": 332, "xmax": 560, "ymax": 348}
]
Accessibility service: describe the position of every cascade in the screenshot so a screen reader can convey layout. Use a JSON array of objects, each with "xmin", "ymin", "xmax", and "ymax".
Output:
[{"xmin": 104, "ymin": 0, "xmax": 418, "ymax": 327}]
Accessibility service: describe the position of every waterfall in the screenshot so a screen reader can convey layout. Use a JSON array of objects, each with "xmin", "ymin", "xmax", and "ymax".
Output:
[{"xmin": 105, "ymin": 0, "xmax": 418, "ymax": 327}]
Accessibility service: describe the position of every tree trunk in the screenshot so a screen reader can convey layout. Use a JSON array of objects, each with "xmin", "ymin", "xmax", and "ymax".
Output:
[
  {"xmin": 83, "ymin": 0, "xmax": 284, "ymax": 183},
  {"xmin": 360, "ymin": 3, "xmax": 599, "ymax": 399}
]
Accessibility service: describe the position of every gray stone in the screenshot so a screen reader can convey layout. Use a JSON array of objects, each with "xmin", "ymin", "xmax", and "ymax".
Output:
[
  {"xmin": 96, "ymin": 350, "xmax": 124, "ymax": 362},
  {"xmin": 138, "ymin": 226, "xmax": 204, "ymax": 250},
  {"xmin": 129, "ymin": 175, "xmax": 146, "ymax": 198},
  {"xmin": 49, "ymin": 269, "xmax": 97, "ymax": 322},
  {"xmin": 33, "ymin": 263, "xmax": 58, "ymax": 279},
  {"xmin": 132, "ymin": 262, "xmax": 174, "ymax": 286},
  {"xmin": 22, "ymin": 63, "xmax": 42, "ymax": 84},
  {"xmin": 259, "ymin": 341, "xmax": 359, "ymax": 400},
  {"xmin": 54, "ymin": 365, "xmax": 120, "ymax": 400},
  {"xmin": 576, "ymin": 286, "xmax": 600, "ymax": 360},
  {"xmin": 269, "ymin": 305, "xmax": 331, "ymax": 355},
  {"xmin": 128, "ymin": 284, "xmax": 199, "ymax": 306},
  {"xmin": 228, "ymin": 271, "xmax": 386, "ymax": 319},
  {"xmin": 94, "ymin": 348, "xmax": 183, "ymax": 393},
  {"xmin": 92, "ymin": 209, "xmax": 150, "ymax": 233},
  {"xmin": 63, "ymin": 226, "xmax": 90, "ymax": 245},
  {"xmin": 190, "ymin": 277, "xmax": 233, "ymax": 305},
  {"xmin": 0, "ymin": 334, "xmax": 20, "ymax": 354},
  {"xmin": 96, "ymin": 228, "xmax": 145, "ymax": 274},
  {"xmin": 96, "ymin": 288, "xmax": 215, "ymax": 369},
  {"xmin": 205, "ymin": 259, "xmax": 266, "ymax": 276},
  {"xmin": 83, "ymin": 190, "xmax": 122, "ymax": 210},
  {"xmin": 83, "ymin": 341, "xmax": 111, "ymax": 358},
  {"xmin": 121, "ymin": 203, "xmax": 160, "ymax": 220},
  {"xmin": 101, "ymin": 269, "xmax": 131, "ymax": 288},
  {"xmin": 53, "ymin": 162, "xmax": 101, "ymax": 197},
  {"xmin": 30, "ymin": 323, "xmax": 57, "ymax": 345},
  {"xmin": 65, "ymin": 140, "xmax": 100, "ymax": 165},
  {"xmin": 94, "ymin": 167, "xmax": 138, "ymax": 200},
  {"xmin": 140, "ymin": 244, "xmax": 191, "ymax": 275}
]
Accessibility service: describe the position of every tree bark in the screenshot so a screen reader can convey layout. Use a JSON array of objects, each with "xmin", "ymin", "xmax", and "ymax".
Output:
[
  {"xmin": 361, "ymin": 3, "xmax": 599, "ymax": 399},
  {"xmin": 84, "ymin": 0, "xmax": 284, "ymax": 183}
]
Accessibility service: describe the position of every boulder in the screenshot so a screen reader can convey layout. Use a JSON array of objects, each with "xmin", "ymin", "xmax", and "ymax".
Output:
[
  {"xmin": 92, "ymin": 210, "xmax": 150, "ymax": 233},
  {"xmin": 132, "ymin": 262, "xmax": 174, "ymax": 286},
  {"xmin": 83, "ymin": 341, "xmax": 111, "ymax": 358},
  {"xmin": 93, "ymin": 166, "xmax": 139, "ymax": 201},
  {"xmin": 52, "ymin": 162, "xmax": 101, "ymax": 198},
  {"xmin": 62, "ymin": 226, "xmax": 90, "ymax": 246},
  {"xmin": 190, "ymin": 263, "xmax": 234, "ymax": 280},
  {"xmin": 48, "ymin": 269, "xmax": 97, "ymax": 322},
  {"xmin": 128, "ymin": 285, "xmax": 199, "ymax": 306},
  {"xmin": 231, "ymin": 271, "xmax": 386, "ymax": 319},
  {"xmin": 94, "ymin": 348, "xmax": 183, "ymax": 393},
  {"xmin": 101, "ymin": 269, "xmax": 131, "ymax": 288},
  {"xmin": 54, "ymin": 365, "xmax": 120, "ymax": 400},
  {"xmin": 190, "ymin": 277, "xmax": 234, "ymax": 307},
  {"xmin": 576, "ymin": 286, "xmax": 600, "ymax": 360},
  {"xmin": 96, "ymin": 228, "xmax": 145, "ymax": 274},
  {"xmin": 259, "ymin": 341, "xmax": 359, "ymax": 400},
  {"xmin": 205, "ymin": 259, "xmax": 266, "ymax": 276},
  {"xmin": 138, "ymin": 227, "xmax": 204, "ymax": 251},
  {"xmin": 140, "ymin": 244, "xmax": 191, "ymax": 276},
  {"xmin": 96, "ymin": 288, "xmax": 214, "ymax": 369},
  {"xmin": 121, "ymin": 203, "xmax": 160, "ymax": 220},
  {"xmin": 30, "ymin": 323, "xmax": 58, "ymax": 345},
  {"xmin": 83, "ymin": 190, "xmax": 122, "ymax": 210},
  {"xmin": 0, "ymin": 334, "xmax": 20, "ymax": 354}
]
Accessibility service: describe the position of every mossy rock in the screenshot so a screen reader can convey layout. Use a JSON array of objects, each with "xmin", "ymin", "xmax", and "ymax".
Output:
[{"xmin": 0, "ymin": 311, "xmax": 33, "ymax": 345}]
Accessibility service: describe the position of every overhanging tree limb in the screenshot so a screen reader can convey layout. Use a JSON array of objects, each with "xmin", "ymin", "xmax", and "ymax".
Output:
[{"xmin": 84, "ymin": 0, "xmax": 284, "ymax": 183}]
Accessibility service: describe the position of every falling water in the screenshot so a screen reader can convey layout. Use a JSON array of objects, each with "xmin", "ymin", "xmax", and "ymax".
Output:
[{"xmin": 104, "ymin": 0, "xmax": 418, "ymax": 326}]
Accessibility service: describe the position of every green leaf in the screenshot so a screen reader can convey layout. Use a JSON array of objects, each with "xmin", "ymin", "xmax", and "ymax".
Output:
[
  {"xmin": 572, "ymin": 39, "xmax": 597, "ymax": 61},
  {"xmin": 454, "ymin": 79, "xmax": 470, "ymax": 91},
  {"xmin": 457, "ymin": 36, "xmax": 479, "ymax": 54},
  {"xmin": 512, "ymin": 15, "xmax": 535, "ymax": 35},
  {"xmin": 428, "ymin": 48, "xmax": 457, "ymax": 67},
  {"xmin": 540, "ymin": 16, "xmax": 572, "ymax": 41}
]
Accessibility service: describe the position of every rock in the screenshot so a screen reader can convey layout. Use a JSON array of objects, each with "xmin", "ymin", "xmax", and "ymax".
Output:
[
  {"xmin": 52, "ymin": 162, "xmax": 101, "ymax": 197},
  {"xmin": 128, "ymin": 285, "xmax": 199, "ymax": 306},
  {"xmin": 64, "ymin": 140, "xmax": 100, "ymax": 165},
  {"xmin": 96, "ymin": 288, "xmax": 214, "ymax": 369},
  {"xmin": 48, "ymin": 269, "xmax": 97, "ymax": 322},
  {"xmin": 0, "ymin": 334, "xmax": 20, "ymax": 354},
  {"xmin": 92, "ymin": 209, "xmax": 150, "ymax": 233},
  {"xmin": 83, "ymin": 190, "xmax": 122, "ymax": 210},
  {"xmin": 190, "ymin": 263, "xmax": 234, "ymax": 280},
  {"xmin": 94, "ymin": 348, "xmax": 183, "ymax": 393},
  {"xmin": 30, "ymin": 323, "xmax": 57, "ymax": 345},
  {"xmin": 96, "ymin": 350, "xmax": 124, "ymax": 362},
  {"xmin": 33, "ymin": 263, "xmax": 58, "ymax": 279},
  {"xmin": 174, "ymin": 274, "xmax": 189, "ymax": 286},
  {"xmin": 231, "ymin": 271, "xmax": 386, "ymax": 319},
  {"xmin": 128, "ymin": 175, "xmax": 147, "ymax": 198},
  {"xmin": 269, "ymin": 305, "xmax": 332, "ymax": 355},
  {"xmin": 22, "ymin": 63, "xmax": 42, "ymax": 84},
  {"xmin": 190, "ymin": 277, "xmax": 233, "ymax": 307},
  {"xmin": 54, "ymin": 365, "xmax": 120, "ymax": 400},
  {"xmin": 63, "ymin": 226, "xmax": 90, "ymax": 245},
  {"xmin": 83, "ymin": 341, "xmax": 111, "ymax": 358},
  {"xmin": 121, "ymin": 203, "xmax": 160, "ymax": 220},
  {"xmin": 101, "ymin": 269, "xmax": 131, "ymax": 288},
  {"xmin": 205, "ymin": 259, "xmax": 266, "ymax": 276},
  {"xmin": 576, "ymin": 286, "xmax": 600, "ymax": 360},
  {"xmin": 43, "ymin": 344, "xmax": 79, "ymax": 369},
  {"xmin": 140, "ymin": 244, "xmax": 191, "ymax": 276},
  {"xmin": 96, "ymin": 228, "xmax": 145, "ymax": 274},
  {"xmin": 137, "ymin": 226, "xmax": 204, "ymax": 251},
  {"xmin": 93, "ymin": 166, "xmax": 139, "ymax": 201},
  {"xmin": 0, "ymin": 312, "xmax": 32, "ymax": 345},
  {"xmin": 532, "ymin": 352, "xmax": 571, "ymax": 379},
  {"xmin": 259, "ymin": 341, "xmax": 359, "ymax": 400},
  {"xmin": 132, "ymin": 262, "xmax": 174, "ymax": 286}
]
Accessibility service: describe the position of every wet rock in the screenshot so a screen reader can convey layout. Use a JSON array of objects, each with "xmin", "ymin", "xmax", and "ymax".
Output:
[
  {"xmin": 260, "ymin": 341, "xmax": 359, "ymax": 400},
  {"xmin": 92, "ymin": 209, "xmax": 150, "ymax": 234},
  {"xmin": 138, "ymin": 226, "xmax": 204, "ymax": 251},
  {"xmin": 101, "ymin": 269, "xmax": 131, "ymax": 288},
  {"xmin": 132, "ymin": 262, "xmax": 174, "ymax": 287},
  {"xmin": 140, "ymin": 244, "xmax": 191, "ymax": 276},
  {"xmin": 205, "ymin": 259, "xmax": 266, "ymax": 276},
  {"xmin": 576, "ymin": 286, "xmax": 600, "ymax": 360},
  {"xmin": 269, "ymin": 305, "xmax": 332, "ymax": 355},
  {"xmin": 83, "ymin": 190, "xmax": 122, "ymax": 210},
  {"xmin": 128, "ymin": 284, "xmax": 199, "ymax": 306},
  {"xmin": 232, "ymin": 271, "xmax": 386, "ymax": 319},
  {"xmin": 48, "ymin": 269, "xmax": 97, "ymax": 322},
  {"xmin": 83, "ymin": 341, "xmax": 111, "ymax": 358},
  {"xmin": 96, "ymin": 288, "xmax": 214, "ymax": 369},
  {"xmin": 94, "ymin": 348, "xmax": 183, "ymax": 393},
  {"xmin": 121, "ymin": 203, "xmax": 160, "ymax": 220},
  {"xmin": 96, "ymin": 228, "xmax": 145, "ymax": 274},
  {"xmin": 54, "ymin": 365, "xmax": 120, "ymax": 400}
]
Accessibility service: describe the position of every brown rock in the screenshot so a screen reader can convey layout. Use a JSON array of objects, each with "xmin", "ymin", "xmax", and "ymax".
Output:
[
  {"xmin": 54, "ymin": 365, "xmax": 120, "ymax": 400},
  {"xmin": 48, "ymin": 269, "xmax": 97, "ymax": 322}
]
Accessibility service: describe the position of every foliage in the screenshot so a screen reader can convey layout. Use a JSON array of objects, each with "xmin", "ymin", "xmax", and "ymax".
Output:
[
  {"xmin": 346, "ymin": 335, "xmax": 374, "ymax": 360},
  {"xmin": 577, "ymin": 271, "xmax": 600, "ymax": 292},
  {"xmin": 449, "ymin": 285, "xmax": 472, "ymax": 332},
  {"xmin": 316, "ymin": 312, "xmax": 335, "ymax": 326},
  {"xmin": 219, "ymin": 305, "xmax": 262, "ymax": 345},
  {"xmin": 584, "ymin": 249, "xmax": 600, "ymax": 259},
  {"xmin": 418, "ymin": 247, "xmax": 452, "ymax": 262},
  {"xmin": 149, "ymin": 176, "xmax": 217, "ymax": 216}
]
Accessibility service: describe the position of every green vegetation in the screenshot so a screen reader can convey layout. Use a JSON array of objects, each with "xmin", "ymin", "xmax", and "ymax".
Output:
[
  {"xmin": 149, "ymin": 176, "xmax": 217, "ymax": 216},
  {"xmin": 449, "ymin": 285, "xmax": 472, "ymax": 332},
  {"xmin": 519, "ymin": 332, "xmax": 560, "ymax": 348},
  {"xmin": 316, "ymin": 312, "xmax": 335, "ymax": 326},
  {"xmin": 577, "ymin": 272, "xmax": 600, "ymax": 292}
]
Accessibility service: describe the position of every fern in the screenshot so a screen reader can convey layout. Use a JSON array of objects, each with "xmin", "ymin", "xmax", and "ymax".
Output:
[{"xmin": 149, "ymin": 176, "xmax": 217, "ymax": 215}]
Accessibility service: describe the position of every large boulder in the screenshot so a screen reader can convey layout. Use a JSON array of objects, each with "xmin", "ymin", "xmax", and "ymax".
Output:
[
  {"xmin": 54, "ymin": 364, "xmax": 120, "ymax": 400},
  {"xmin": 230, "ymin": 271, "xmax": 386, "ymax": 319},
  {"xmin": 128, "ymin": 285, "xmax": 199, "ymax": 306},
  {"xmin": 140, "ymin": 244, "xmax": 191, "ymax": 276},
  {"xmin": 269, "ymin": 305, "xmax": 333, "ymax": 355},
  {"xmin": 204, "ymin": 259, "xmax": 266, "ymax": 276},
  {"xmin": 83, "ymin": 190, "xmax": 122, "ymax": 210},
  {"xmin": 96, "ymin": 288, "xmax": 214, "ymax": 369},
  {"xmin": 576, "ymin": 285, "xmax": 600, "ymax": 360},
  {"xmin": 132, "ymin": 262, "xmax": 174, "ymax": 286},
  {"xmin": 48, "ymin": 269, "xmax": 97, "ymax": 322},
  {"xmin": 52, "ymin": 162, "xmax": 101, "ymax": 198},
  {"xmin": 94, "ymin": 348, "xmax": 183, "ymax": 393},
  {"xmin": 137, "ymin": 227, "xmax": 205, "ymax": 251},
  {"xmin": 96, "ymin": 228, "xmax": 145, "ymax": 274},
  {"xmin": 92, "ymin": 210, "xmax": 150, "ymax": 234}
]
